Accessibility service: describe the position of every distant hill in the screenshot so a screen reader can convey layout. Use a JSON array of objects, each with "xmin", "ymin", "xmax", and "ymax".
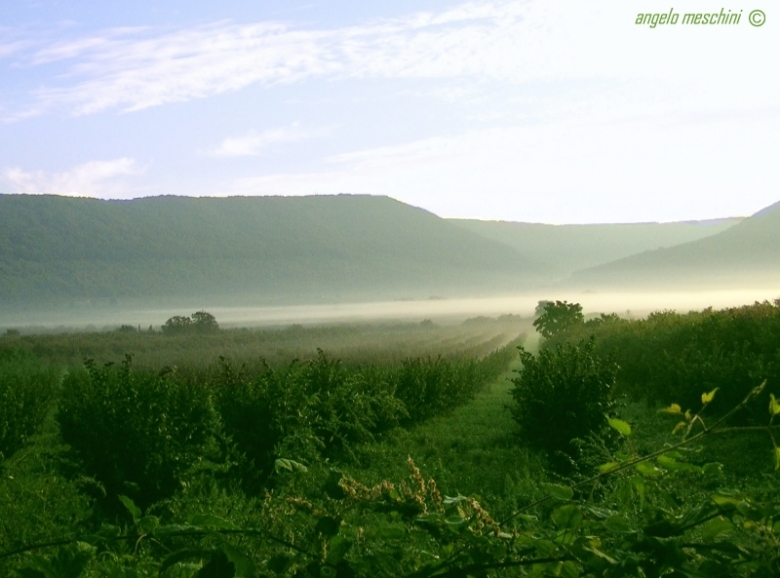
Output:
[
  {"xmin": 450, "ymin": 217, "xmax": 742, "ymax": 276},
  {"xmin": 568, "ymin": 201, "xmax": 780, "ymax": 289},
  {"xmin": 0, "ymin": 194, "xmax": 551, "ymax": 309}
]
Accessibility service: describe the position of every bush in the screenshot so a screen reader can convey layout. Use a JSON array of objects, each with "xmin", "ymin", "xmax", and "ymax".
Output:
[
  {"xmin": 510, "ymin": 337, "xmax": 617, "ymax": 471},
  {"xmin": 393, "ymin": 356, "xmax": 481, "ymax": 423},
  {"xmin": 57, "ymin": 355, "xmax": 218, "ymax": 509},
  {"xmin": 215, "ymin": 352, "xmax": 406, "ymax": 492}
]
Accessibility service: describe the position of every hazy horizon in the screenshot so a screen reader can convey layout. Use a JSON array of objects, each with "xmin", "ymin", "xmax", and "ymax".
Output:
[{"xmin": 3, "ymin": 288, "xmax": 779, "ymax": 333}]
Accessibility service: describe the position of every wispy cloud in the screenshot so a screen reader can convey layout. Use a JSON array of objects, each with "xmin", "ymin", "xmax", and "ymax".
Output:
[
  {"xmin": 0, "ymin": 1, "xmax": 629, "ymax": 117},
  {"xmin": 207, "ymin": 123, "xmax": 329, "ymax": 157},
  {"xmin": 2, "ymin": 0, "xmax": 776, "ymax": 153},
  {"xmin": 3, "ymin": 158, "xmax": 142, "ymax": 198}
]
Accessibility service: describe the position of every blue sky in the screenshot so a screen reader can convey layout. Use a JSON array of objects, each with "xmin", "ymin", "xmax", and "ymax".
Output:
[{"xmin": 2, "ymin": 0, "xmax": 778, "ymax": 223}]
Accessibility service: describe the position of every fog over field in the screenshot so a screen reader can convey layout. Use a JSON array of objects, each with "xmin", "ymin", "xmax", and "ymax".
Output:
[{"xmin": 4, "ymin": 288, "xmax": 779, "ymax": 334}]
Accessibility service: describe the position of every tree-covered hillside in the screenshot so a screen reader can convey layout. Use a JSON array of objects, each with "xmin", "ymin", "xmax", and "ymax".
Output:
[
  {"xmin": 569, "ymin": 200, "xmax": 780, "ymax": 288},
  {"xmin": 0, "ymin": 194, "xmax": 551, "ymax": 307},
  {"xmin": 451, "ymin": 217, "xmax": 741, "ymax": 276}
]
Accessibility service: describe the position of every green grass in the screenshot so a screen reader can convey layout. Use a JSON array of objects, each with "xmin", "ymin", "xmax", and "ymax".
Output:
[{"xmin": 345, "ymin": 332, "xmax": 549, "ymax": 519}]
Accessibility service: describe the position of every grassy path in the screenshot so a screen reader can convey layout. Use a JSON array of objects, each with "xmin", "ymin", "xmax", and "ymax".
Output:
[{"xmin": 348, "ymin": 332, "xmax": 546, "ymax": 515}]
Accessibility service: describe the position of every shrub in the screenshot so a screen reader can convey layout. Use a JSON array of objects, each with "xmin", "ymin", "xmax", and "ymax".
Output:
[
  {"xmin": 57, "ymin": 355, "xmax": 218, "ymax": 509},
  {"xmin": 510, "ymin": 337, "xmax": 617, "ymax": 471},
  {"xmin": 215, "ymin": 352, "xmax": 406, "ymax": 492},
  {"xmin": 394, "ymin": 356, "xmax": 479, "ymax": 423}
]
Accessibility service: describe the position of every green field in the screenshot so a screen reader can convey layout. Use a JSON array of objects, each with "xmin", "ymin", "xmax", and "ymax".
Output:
[{"xmin": 2, "ymin": 304, "xmax": 780, "ymax": 577}]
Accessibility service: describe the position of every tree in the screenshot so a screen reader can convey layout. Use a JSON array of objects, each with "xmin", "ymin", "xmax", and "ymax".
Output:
[
  {"xmin": 161, "ymin": 312, "xmax": 219, "ymax": 335},
  {"xmin": 533, "ymin": 300, "xmax": 584, "ymax": 340},
  {"xmin": 191, "ymin": 310, "xmax": 219, "ymax": 334},
  {"xmin": 161, "ymin": 315, "xmax": 192, "ymax": 335}
]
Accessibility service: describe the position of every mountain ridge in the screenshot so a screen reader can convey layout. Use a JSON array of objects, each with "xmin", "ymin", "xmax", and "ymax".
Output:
[
  {"xmin": 450, "ymin": 216, "xmax": 743, "ymax": 276},
  {"xmin": 0, "ymin": 193, "xmax": 550, "ymax": 308},
  {"xmin": 567, "ymin": 201, "xmax": 780, "ymax": 288}
]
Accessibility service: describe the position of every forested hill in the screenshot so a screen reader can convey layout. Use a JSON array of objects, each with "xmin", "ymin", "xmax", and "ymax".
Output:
[
  {"xmin": 451, "ymin": 217, "xmax": 742, "ymax": 276},
  {"xmin": 0, "ymin": 194, "xmax": 551, "ymax": 307},
  {"xmin": 568, "ymin": 200, "xmax": 780, "ymax": 288}
]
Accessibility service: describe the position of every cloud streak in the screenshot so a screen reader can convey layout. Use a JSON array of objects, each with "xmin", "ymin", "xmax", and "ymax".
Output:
[
  {"xmin": 2, "ymin": 1, "xmax": 775, "ymax": 121},
  {"xmin": 0, "ymin": 2, "xmax": 642, "ymax": 117},
  {"xmin": 3, "ymin": 158, "xmax": 141, "ymax": 198},
  {"xmin": 208, "ymin": 123, "xmax": 330, "ymax": 157}
]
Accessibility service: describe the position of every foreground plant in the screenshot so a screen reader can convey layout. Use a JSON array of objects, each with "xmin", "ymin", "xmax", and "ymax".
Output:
[{"xmin": 5, "ymin": 380, "xmax": 780, "ymax": 577}]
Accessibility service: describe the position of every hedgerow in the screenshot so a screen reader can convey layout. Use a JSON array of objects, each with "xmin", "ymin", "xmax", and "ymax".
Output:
[
  {"xmin": 0, "ymin": 349, "xmax": 60, "ymax": 462},
  {"xmin": 547, "ymin": 299, "xmax": 780, "ymax": 422}
]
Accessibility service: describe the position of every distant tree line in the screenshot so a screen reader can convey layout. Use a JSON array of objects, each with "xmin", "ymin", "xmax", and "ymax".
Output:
[{"xmin": 161, "ymin": 311, "xmax": 219, "ymax": 335}]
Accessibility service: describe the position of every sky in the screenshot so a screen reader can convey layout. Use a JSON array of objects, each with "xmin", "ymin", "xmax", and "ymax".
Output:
[{"xmin": 1, "ymin": 0, "xmax": 778, "ymax": 224}]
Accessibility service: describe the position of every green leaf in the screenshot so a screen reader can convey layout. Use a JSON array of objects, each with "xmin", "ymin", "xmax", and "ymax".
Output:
[
  {"xmin": 711, "ymin": 494, "xmax": 740, "ymax": 510},
  {"xmin": 631, "ymin": 476, "xmax": 646, "ymax": 510},
  {"xmin": 774, "ymin": 447, "xmax": 780, "ymax": 471},
  {"xmin": 188, "ymin": 514, "xmax": 239, "ymax": 530},
  {"xmin": 656, "ymin": 455, "xmax": 701, "ymax": 473},
  {"xmin": 770, "ymin": 393, "xmax": 780, "ymax": 416},
  {"xmin": 703, "ymin": 462, "xmax": 724, "ymax": 479},
  {"xmin": 275, "ymin": 458, "xmax": 308, "ymax": 474},
  {"xmin": 701, "ymin": 387, "xmax": 719, "ymax": 404},
  {"xmin": 558, "ymin": 560, "xmax": 580, "ymax": 578},
  {"xmin": 543, "ymin": 483, "xmax": 574, "ymax": 501},
  {"xmin": 137, "ymin": 515, "xmax": 159, "ymax": 534},
  {"xmin": 603, "ymin": 515, "xmax": 634, "ymax": 534},
  {"xmin": 607, "ymin": 418, "xmax": 631, "ymax": 437},
  {"xmin": 701, "ymin": 516, "xmax": 734, "ymax": 542},
  {"xmin": 118, "ymin": 495, "xmax": 141, "ymax": 524},
  {"xmin": 582, "ymin": 546, "xmax": 617, "ymax": 565},
  {"xmin": 443, "ymin": 495, "xmax": 468, "ymax": 505},
  {"xmin": 635, "ymin": 462, "xmax": 663, "ymax": 478},
  {"xmin": 597, "ymin": 462, "xmax": 619, "ymax": 473},
  {"xmin": 659, "ymin": 403, "xmax": 682, "ymax": 415},
  {"xmin": 326, "ymin": 535, "xmax": 352, "ymax": 564},
  {"xmin": 156, "ymin": 524, "xmax": 197, "ymax": 536},
  {"xmin": 552, "ymin": 505, "xmax": 582, "ymax": 531}
]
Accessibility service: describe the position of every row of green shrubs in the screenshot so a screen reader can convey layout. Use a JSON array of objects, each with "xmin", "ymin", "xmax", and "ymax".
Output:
[
  {"xmin": 2, "ymin": 341, "xmax": 517, "ymax": 511},
  {"xmin": 0, "ymin": 349, "xmax": 60, "ymax": 461},
  {"xmin": 546, "ymin": 299, "xmax": 780, "ymax": 423},
  {"xmin": 506, "ymin": 299, "xmax": 780, "ymax": 473}
]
